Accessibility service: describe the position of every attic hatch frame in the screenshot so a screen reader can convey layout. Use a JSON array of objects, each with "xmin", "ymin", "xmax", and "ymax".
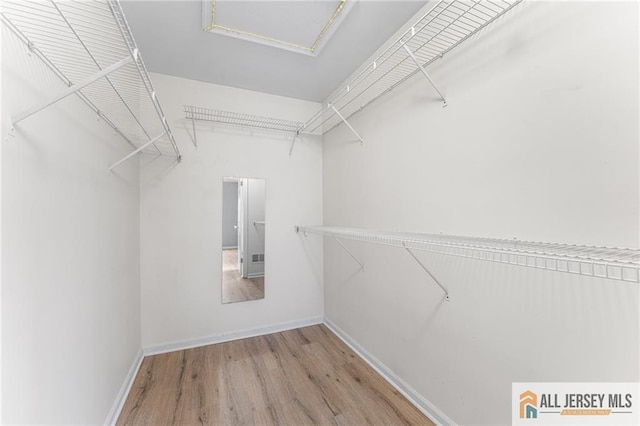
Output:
[
  {"xmin": 201, "ymin": 0, "xmax": 354, "ymax": 57},
  {"xmin": 1, "ymin": 0, "xmax": 181, "ymax": 170}
]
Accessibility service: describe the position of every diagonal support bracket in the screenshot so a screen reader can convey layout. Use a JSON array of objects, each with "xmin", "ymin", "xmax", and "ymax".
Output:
[
  {"xmin": 403, "ymin": 243, "xmax": 449, "ymax": 301},
  {"xmin": 333, "ymin": 235, "xmax": 364, "ymax": 272},
  {"xmin": 109, "ymin": 131, "xmax": 166, "ymax": 171},
  {"xmin": 191, "ymin": 118, "xmax": 197, "ymax": 149},
  {"xmin": 329, "ymin": 103, "xmax": 364, "ymax": 145},
  {"xmin": 289, "ymin": 130, "xmax": 300, "ymax": 157},
  {"xmin": 12, "ymin": 54, "xmax": 134, "ymax": 125},
  {"xmin": 402, "ymin": 44, "xmax": 447, "ymax": 107}
]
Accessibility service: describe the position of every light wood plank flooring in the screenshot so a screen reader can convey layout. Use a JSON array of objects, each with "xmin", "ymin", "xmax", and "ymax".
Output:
[
  {"xmin": 118, "ymin": 325, "xmax": 434, "ymax": 425},
  {"xmin": 222, "ymin": 248, "xmax": 264, "ymax": 303}
]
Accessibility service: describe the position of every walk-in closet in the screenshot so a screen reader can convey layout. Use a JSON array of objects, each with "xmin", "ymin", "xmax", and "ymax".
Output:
[{"xmin": 1, "ymin": 0, "xmax": 638, "ymax": 424}]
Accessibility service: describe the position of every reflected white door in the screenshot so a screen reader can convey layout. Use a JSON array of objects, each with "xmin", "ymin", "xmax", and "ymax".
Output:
[
  {"xmin": 237, "ymin": 179, "xmax": 245, "ymax": 276},
  {"xmin": 244, "ymin": 179, "xmax": 265, "ymax": 278}
]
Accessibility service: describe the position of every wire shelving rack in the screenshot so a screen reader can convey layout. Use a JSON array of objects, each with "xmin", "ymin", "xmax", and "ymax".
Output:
[
  {"xmin": 296, "ymin": 226, "xmax": 640, "ymax": 284},
  {"xmin": 302, "ymin": 0, "xmax": 523, "ymax": 136},
  {"xmin": 184, "ymin": 106, "xmax": 304, "ymax": 134},
  {"xmin": 1, "ymin": 0, "xmax": 181, "ymax": 167},
  {"xmin": 183, "ymin": 1, "xmax": 524, "ymax": 145}
]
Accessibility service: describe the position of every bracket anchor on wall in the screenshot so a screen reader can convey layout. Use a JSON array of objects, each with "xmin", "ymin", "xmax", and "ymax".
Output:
[
  {"xmin": 4, "ymin": 127, "xmax": 16, "ymax": 142},
  {"xmin": 402, "ymin": 43, "xmax": 447, "ymax": 108},
  {"xmin": 402, "ymin": 242, "xmax": 450, "ymax": 301}
]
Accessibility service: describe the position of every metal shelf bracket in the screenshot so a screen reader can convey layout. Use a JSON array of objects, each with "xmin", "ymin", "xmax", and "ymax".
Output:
[
  {"xmin": 191, "ymin": 117, "xmax": 197, "ymax": 149},
  {"xmin": 329, "ymin": 103, "xmax": 364, "ymax": 145},
  {"xmin": 289, "ymin": 130, "xmax": 300, "ymax": 157},
  {"xmin": 109, "ymin": 131, "xmax": 166, "ymax": 171},
  {"xmin": 11, "ymin": 54, "xmax": 134, "ymax": 125},
  {"xmin": 403, "ymin": 242, "xmax": 450, "ymax": 301},
  {"xmin": 296, "ymin": 226, "xmax": 364, "ymax": 272},
  {"xmin": 402, "ymin": 44, "xmax": 447, "ymax": 107},
  {"xmin": 333, "ymin": 235, "xmax": 365, "ymax": 272}
]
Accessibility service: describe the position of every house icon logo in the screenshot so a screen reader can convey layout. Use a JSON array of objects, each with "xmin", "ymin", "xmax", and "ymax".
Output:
[{"xmin": 520, "ymin": 390, "xmax": 538, "ymax": 419}]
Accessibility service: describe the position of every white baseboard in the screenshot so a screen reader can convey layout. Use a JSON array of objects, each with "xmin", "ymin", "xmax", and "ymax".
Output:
[
  {"xmin": 247, "ymin": 272, "xmax": 265, "ymax": 279},
  {"xmin": 104, "ymin": 348, "xmax": 144, "ymax": 426},
  {"xmin": 143, "ymin": 316, "xmax": 324, "ymax": 356},
  {"xmin": 323, "ymin": 318, "xmax": 456, "ymax": 426}
]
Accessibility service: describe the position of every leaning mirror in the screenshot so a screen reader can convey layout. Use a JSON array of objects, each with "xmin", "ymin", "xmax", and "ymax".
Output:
[{"xmin": 221, "ymin": 177, "xmax": 266, "ymax": 303}]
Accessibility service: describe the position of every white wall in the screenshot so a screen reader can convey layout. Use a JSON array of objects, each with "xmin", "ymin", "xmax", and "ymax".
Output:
[
  {"xmin": 0, "ymin": 18, "xmax": 4, "ymax": 423},
  {"xmin": 139, "ymin": 73, "xmax": 323, "ymax": 348},
  {"xmin": 1, "ymin": 26, "xmax": 141, "ymax": 424},
  {"xmin": 321, "ymin": 2, "xmax": 639, "ymax": 424}
]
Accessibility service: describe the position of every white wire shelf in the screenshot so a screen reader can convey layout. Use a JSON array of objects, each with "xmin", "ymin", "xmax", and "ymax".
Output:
[
  {"xmin": 184, "ymin": 106, "xmax": 305, "ymax": 134},
  {"xmin": 302, "ymin": 0, "xmax": 523, "ymax": 135},
  {"xmin": 296, "ymin": 226, "xmax": 640, "ymax": 284},
  {"xmin": 1, "ymin": 0, "xmax": 181, "ymax": 163}
]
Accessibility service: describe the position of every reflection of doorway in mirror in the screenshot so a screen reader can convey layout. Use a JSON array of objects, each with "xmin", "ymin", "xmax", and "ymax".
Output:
[{"xmin": 222, "ymin": 177, "xmax": 265, "ymax": 304}]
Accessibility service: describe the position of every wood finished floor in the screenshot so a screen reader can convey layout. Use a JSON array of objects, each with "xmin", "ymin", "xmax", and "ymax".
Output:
[
  {"xmin": 222, "ymin": 248, "xmax": 264, "ymax": 303},
  {"xmin": 118, "ymin": 325, "xmax": 434, "ymax": 425}
]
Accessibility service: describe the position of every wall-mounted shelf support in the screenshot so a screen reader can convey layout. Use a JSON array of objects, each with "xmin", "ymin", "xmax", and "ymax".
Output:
[
  {"xmin": 329, "ymin": 103, "xmax": 364, "ymax": 145},
  {"xmin": 403, "ymin": 242, "xmax": 449, "ymax": 301},
  {"xmin": 109, "ymin": 131, "xmax": 166, "ymax": 171},
  {"xmin": 297, "ymin": 226, "xmax": 364, "ymax": 271},
  {"xmin": 191, "ymin": 117, "xmax": 198, "ymax": 149},
  {"xmin": 402, "ymin": 44, "xmax": 447, "ymax": 107},
  {"xmin": 12, "ymin": 54, "xmax": 134, "ymax": 125},
  {"xmin": 333, "ymin": 235, "xmax": 365, "ymax": 272},
  {"xmin": 289, "ymin": 131, "xmax": 300, "ymax": 157}
]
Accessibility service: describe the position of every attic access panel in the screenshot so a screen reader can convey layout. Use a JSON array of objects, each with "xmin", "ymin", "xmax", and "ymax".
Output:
[{"xmin": 202, "ymin": 0, "xmax": 356, "ymax": 56}]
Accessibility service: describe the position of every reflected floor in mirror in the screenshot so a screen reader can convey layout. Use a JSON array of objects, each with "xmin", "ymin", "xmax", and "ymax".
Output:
[{"xmin": 222, "ymin": 249, "xmax": 264, "ymax": 303}]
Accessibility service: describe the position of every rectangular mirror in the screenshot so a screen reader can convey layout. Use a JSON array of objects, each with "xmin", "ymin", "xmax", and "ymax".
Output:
[{"xmin": 222, "ymin": 177, "xmax": 265, "ymax": 304}]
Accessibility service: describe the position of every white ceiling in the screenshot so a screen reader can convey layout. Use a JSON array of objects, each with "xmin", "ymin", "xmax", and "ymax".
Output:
[{"xmin": 120, "ymin": 0, "xmax": 427, "ymax": 102}]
